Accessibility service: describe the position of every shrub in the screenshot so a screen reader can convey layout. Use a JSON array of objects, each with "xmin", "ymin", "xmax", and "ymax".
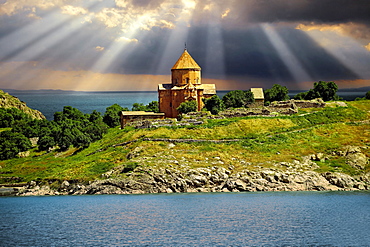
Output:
[
  {"xmin": 366, "ymin": 91, "xmax": 370, "ymax": 100},
  {"xmin": 294, "ymin": 81, "xmax": 340, "ymax": 101},
  {"xmin": 0, "ymin": 131, "xmax": 32, "ymax": 160},
  {"xmin": 103, "ymin": 104, "xmax": 128, "ymax": 128},
  {"xmin": 264, "ymin": 84, "xmax": 289, "ymax": 103},
  {"xmin": 177, "ymin": 100, "xmax": 197, "ymax": 114},
  {"xmin": 222, "ymin": 90, "xmax": 254, "ymax": 108},
  {"xmin": 203, "ymin": 95, "xmax": 225, "ymax": 115}
]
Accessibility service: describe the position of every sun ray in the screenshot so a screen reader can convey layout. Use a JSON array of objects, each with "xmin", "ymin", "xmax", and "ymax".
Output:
[
  {"xmin": 261, "ymin": 23, "xmax": 312, "ymax": 84},
  {"xmin": 302, "ymin": 29, "xmax": 370, "ymax": 80},
  {"xmin": 0, "ymin": 1, "xmax": 106, "ymax": 77},
  {"xmin": 204, "ymin": 5, "xmax": 226, "ymax": 81},
  {"xmin": 154, "ymin": 1, "xmax": 197, "ymax": 76}
]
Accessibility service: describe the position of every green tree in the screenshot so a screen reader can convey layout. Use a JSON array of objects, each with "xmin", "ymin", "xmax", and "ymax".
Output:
[
  {"xmin": 0, "ymin": 131, "xmax": 32, "ymax": 160},
  {"xmin": 103, "ymin": 104, "xmax": 128, "ymax": 128},
  {"xmin": 203, "ymin": 95, "xmax": 225, "ymax": 115},
  {"xmin": 146, "ymin": 101, "xmax": 159, "ymax": 113},
  {"xmin": 132, "ymin": 101, "xmax": 159, "ymax": 113},
  {"xmin": 313, "ymin": 81, "xmax": 339, "ymax": 101},
  {"xmin": 365, "ymin": 91, "xmax": 370, "ymax": 100},
  {"xmin": 222, "ymin": 90, "xmax": 254, "ymax": 108},
  {"xmin": 38, "ymin": 136, "xmax": 56, "ymax": 151},
  {"xmin": 294, "ymin": 81, "xmax": 340, "ymax": 101},
  {"xmin": 177, "ymin": 100, "xmax": 197, "ymax": 114},
  {"xmin": 132, "ymin": 103, "xmax": 147, "ymax": 111},
  {"xmin": 264, "ymin": 84, "xmax": 289, "ymax": 103},
  {"xmin": 0, "ymin": 108, "xmax": 31, "ymax": 128}
]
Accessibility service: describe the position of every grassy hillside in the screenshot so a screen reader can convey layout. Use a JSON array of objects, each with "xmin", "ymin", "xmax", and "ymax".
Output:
[
  {"xmin": 0, "ymin": 101, "xmax": 369, "ymax": 184},
  {"xmin": 0, "ymin": 90, "xmax": 45, "ymax": 120}
]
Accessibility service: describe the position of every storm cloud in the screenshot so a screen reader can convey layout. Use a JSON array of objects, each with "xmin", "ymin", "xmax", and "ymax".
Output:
[{"xmin": 0, "ymin": 0, "xmax": 369, "ymax": 90}]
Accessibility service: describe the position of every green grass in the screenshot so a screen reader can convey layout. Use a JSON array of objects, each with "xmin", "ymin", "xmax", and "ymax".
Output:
[{"xmin": 1, "ymin": 101, "xmax": 369, "ymax": 183}]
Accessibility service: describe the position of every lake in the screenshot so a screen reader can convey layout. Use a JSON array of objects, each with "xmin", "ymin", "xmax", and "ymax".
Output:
[
  {"xmin": 1, "ymin": 192, "xmax": 370, "ymax": 246},
  {"xmin": 5, "ymin": 90, "xmax": 367, "ymax": 120}
]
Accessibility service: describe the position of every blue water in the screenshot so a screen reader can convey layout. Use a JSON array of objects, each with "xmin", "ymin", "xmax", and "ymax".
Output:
[
  {"xmin": 6, "ymin": 91, "xmax": 159, "ymax": 120},
  {"xmin": 0, "ymin": 192, "xmax": 370, "ymax": 246},
  {"xmin": 3, "ymin": 90, "xmax": 368, "ymax": 120}
]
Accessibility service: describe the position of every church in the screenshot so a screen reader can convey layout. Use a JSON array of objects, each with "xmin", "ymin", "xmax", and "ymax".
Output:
[{"xmin": 158, "ymin": 48, "xmax": 216, "ymax": 118}]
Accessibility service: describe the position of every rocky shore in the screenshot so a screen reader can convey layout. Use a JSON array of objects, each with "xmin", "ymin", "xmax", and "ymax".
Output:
[{"xmin": 15, "ymin": 147, "xmax": 370, "ymax": 196}]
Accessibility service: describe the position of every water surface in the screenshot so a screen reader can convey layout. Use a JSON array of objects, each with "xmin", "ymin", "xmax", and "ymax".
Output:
[{"xmin": 1, "ymin": 192, "xmax": 369, "ymax": 246}]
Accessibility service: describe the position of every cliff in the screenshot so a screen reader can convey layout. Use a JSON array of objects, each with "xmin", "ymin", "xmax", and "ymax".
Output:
[
  {"xmin": 0, "ymin": 89, "xmax": 45, "ymax": 120},
  {"xmin": 18, "ymin": 149, "xmax": 370, "ymax": 196}
]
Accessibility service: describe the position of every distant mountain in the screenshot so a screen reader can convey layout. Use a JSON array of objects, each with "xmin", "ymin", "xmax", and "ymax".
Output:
[
  {"xmin": 337, "ymin": 86, "xmax": 370, "ymax": 92},
  {"xmin": 0, "ymin": 89, "xmax": 46, "ymax": 120},
  {"xmin": 2, "ymin": 89, "xmax": 77, "ymax": 94}
]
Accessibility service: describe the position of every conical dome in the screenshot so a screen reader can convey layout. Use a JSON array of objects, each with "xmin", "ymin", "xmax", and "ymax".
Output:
[{"xmin": 171, "ymin": 49, "xmax": 201, "ymax": 70}]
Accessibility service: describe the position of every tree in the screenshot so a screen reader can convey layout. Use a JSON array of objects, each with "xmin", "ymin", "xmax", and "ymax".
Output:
[
  {"xmin": 38, "ymin": 136, "xmax": 56, "ymax": 151},
  {"xmin": 294, "ymin": 81, "xmax": 340, "ymax": 101},
  {"xmin": 177, "ymin": 100, "xmax": 197, "ymax": 114},
  {"xmin": 0, "ymin": 108, "xmax": 31, "ymax": 128},
  {"xmin": 313, "ymin": 81, "xmax": 339, "ymax": 101},
  {"xmin": 132, "ymin": 101, "xmax": 159, "ymax": 113},
  {"xmin": 264, "ymin": 84, "xmax": 289, "ymax": 103},
  {"xmin": 365, "ymin": 91, "xmax": 370, "ymax": 100},
  {"xmin": 0, "ymin": 131, "xmax": 32, "ymax": 160},
  {"xmin": 103, "ymin": 104, "xmax": 128, "ymax": 128},
  {"xmin": 146, "ymin": 101, "xmax": 159, "ymax": 113},
  {"xmin": 222, "ymin": 90, "xmax": 254, "ymax": 108},
  {"xmin": 203, "ymin": 95, "xmax": 225, "ymax": 115},
  {"xmin": 132, "ymin": 103, "xmax": 147, "ymax": 111}
]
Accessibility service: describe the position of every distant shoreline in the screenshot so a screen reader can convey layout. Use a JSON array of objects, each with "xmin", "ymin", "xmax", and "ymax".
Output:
[{"xmin": 2, "ymin": 86, "xmax": 370, "ymax": 94}]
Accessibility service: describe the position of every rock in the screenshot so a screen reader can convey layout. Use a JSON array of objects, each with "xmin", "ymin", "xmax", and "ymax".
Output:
[
  {"xmin": 28, "ymin": 181, "xmax": 37, "ymax": 188},
  {"xmin": 60, "ymin": 180, "xmax": 70, "ymax": 188},
  {"xmin": 126, "ymin": 146, "xmax": 143, "ymax": 159},
  {"xmin": 168, "ymin": 143, "xmax": 176, "ymax": 149},
  {"xmin": 189, "ymin": 174, "xmax": 207, "ymax": 187},
  {"xmin": 234, "ymin": 179, "xmax": 247, "ymax": 191},
  {"xmin": 345, "ymin": 147, "xmax": 368, "ymax": 170},
  {"xmin": 322, "ymin": 172, "xmax": 355, "ymax": 188}
]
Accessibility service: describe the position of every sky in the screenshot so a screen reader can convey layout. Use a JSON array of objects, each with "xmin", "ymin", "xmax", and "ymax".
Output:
[{"xmin": 0, "ymin": 0, "xmax": 370, "ymax": 91}]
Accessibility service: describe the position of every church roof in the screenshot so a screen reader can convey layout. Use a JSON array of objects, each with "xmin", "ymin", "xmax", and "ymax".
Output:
[{"xmin": 171, "ymin": 49, "xmax": 201, "ymax": 70}]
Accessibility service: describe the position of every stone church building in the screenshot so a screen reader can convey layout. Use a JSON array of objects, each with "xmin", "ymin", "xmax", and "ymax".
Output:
[{"xmin": 158, "ymin": 49, "xmax": 216, "ymax": 118}]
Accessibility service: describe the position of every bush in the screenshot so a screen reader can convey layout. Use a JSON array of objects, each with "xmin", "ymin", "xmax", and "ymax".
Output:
[
  {"xmin": 366, "ymin": 91, "xmax": 370, "ymax": 100},
  {"xmin": 103, "ymin": 104, "xmax": 128, "ymax": 128},
  {"xmin": 203, "ymin": 95, "xmax": 225, "ymax": 115},
  {"xmin": 0, "ymin": 108, "xmax": 31, "ymax": 128},
  {"xmin": 222, "ymin": 90, "xmax": 254, "ymax": 108},
  {"xmin": 132, "ymin": 101, "xmax": 159, "ymax": 113},
  {"xmin": 264, "ymin": 84, "xmax": 289, "ymax": 103},
  {"xmin": 294, "ymin": 81, "xmax": 340, "ymax": 101},
  {"xmin": 0, "ymin": 131, "xmax": 32, "ymax": 160},
  {"xmin": 177, "ymin": 100, "xmax": 197, "ymax": 114}
]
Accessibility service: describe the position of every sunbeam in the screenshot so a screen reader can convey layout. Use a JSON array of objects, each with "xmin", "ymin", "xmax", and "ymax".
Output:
[
  {"xmin": 0, "ymin": 1, "xmax": 369, "ymax": 91},
  {"xmin": 154, "ymin": 0, "xmax": 197, "ymax": 76},
  {"xmin": 204, "ymin": 4, "xmax": 226, "ymax": 80},
  {"xmin": 302, "ymin": 29, "xmax": 370, "ymax": 80},
  {"xmin": 261, "ymin": 23, "xmax": 312, "ymax": 84}
]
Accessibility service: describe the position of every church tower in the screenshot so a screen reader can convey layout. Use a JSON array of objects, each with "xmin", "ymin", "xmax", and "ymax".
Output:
[
  {"xmin": 158, "ymin": 48, "xmax": 216, "ymax": 118},
  {"xmin": 171, "ymin": 48, "xmax": 201, "ymax": 86}
]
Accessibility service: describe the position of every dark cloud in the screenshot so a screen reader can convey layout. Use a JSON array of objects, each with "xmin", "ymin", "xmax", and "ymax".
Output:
[
  {"xmin": 235, "ymin": 0, "xmax": 370, "ymax": 24},
  {"xmin": 0, "ymin": 0, "xmax": 369, "ymax": 91}
]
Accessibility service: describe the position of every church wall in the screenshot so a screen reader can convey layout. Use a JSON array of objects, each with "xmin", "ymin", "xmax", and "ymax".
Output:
[
  {"xmin": 171, "ymin": 69, "xmax": 201, "ymax": 86},
  {"xmin": 170, "ymin": 90, "xmax": 186, "ymax": 118},
  {"xmin": 158, "ymin": 90, "xmax": 172, "ymax": 118}
]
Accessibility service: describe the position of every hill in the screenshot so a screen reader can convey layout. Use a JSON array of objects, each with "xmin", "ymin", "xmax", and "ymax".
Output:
[
  {"xmin": 0, "ymin": 89, "xmax": 45, "ymax": 120},
  {"xmin": 0, "ymin": 99, "xmax": 369, "ymax": 196}
]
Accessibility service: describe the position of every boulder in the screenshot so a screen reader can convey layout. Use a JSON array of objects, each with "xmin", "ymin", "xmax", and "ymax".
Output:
[{"xmin": 345, "ymin": 147, "xmax": 368, "ymax": 170}]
